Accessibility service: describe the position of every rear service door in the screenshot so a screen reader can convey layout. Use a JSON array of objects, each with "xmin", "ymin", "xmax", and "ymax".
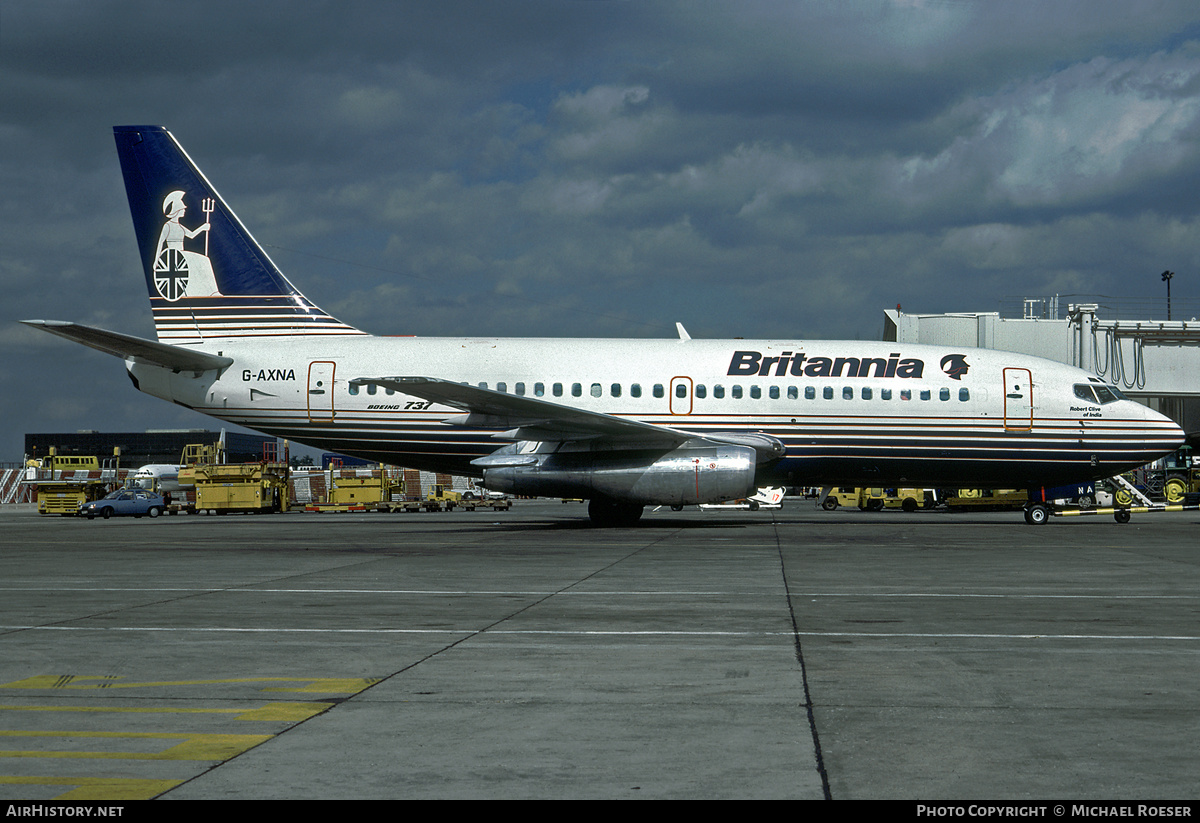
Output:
[{"xmin": 308, "ymin": 361, "xmax": 336, "ymax": 422}]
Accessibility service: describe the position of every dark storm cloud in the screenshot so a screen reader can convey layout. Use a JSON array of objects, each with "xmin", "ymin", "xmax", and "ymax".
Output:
[{"xmin": 4, "ymin": 0, "xmax": 1200, "ymax": 461}]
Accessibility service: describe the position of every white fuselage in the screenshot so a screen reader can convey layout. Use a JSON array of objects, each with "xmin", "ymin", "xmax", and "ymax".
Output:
[
  {"xmin": 127, "ymin": 335, "xmax": 1183, "ymax": 489},
  {"xmin": 130, "ymin": 464, "xmax": 186, "ymax": 493}
]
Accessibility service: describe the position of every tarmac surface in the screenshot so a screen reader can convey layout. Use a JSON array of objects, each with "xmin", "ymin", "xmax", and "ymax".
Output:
[{"xmin": 0, "ymin": 499, "xmax": 1196, "ymax": 800}]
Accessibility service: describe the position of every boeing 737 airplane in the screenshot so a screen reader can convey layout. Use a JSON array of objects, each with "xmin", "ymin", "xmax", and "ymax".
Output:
[{"xmin": 22, "ymin": 126, "xmax": 1187, "ymax": 525}]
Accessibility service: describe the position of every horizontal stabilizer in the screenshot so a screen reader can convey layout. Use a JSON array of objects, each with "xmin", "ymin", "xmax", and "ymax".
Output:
[{"xmin": 21, "ymin": 320, "xmax": 233, "ymax": 373}]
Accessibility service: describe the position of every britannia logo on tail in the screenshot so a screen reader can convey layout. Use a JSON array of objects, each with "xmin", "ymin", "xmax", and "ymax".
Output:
[{"xmin": 152, "ymin": 190, "xmax": 222, "ymax": 301}]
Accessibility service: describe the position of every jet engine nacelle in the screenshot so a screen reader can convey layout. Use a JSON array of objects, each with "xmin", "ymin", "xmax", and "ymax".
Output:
[{"xmin": 479, "ymin": 439, "xmax": 759, "ymax": 506}]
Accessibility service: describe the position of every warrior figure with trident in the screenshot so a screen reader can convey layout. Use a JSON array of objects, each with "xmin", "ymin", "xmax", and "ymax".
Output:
[{"xmin": 152, "ymin": 190, "xmax": 222, "ymax": 299}]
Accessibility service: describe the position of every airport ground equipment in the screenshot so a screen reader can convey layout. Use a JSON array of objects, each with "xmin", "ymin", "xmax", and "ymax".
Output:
[
  {"xmin": 425, "ymin": 482, "xmax": 461, "ymax": 510},
  {"xmin": 457, "ymin": 496, "xmax": 511, "ymax": 511},
  {"xmin": 817, "ymin": 487, "xmax": 933, "ymax": 511},
  {"xmin": 817, "ymin": 487, "xmax": 862, "ymax": 510},
  {"xmin": 1024, "ymin": 476, "xmax": 1200, "ymax": 524},
  {"xmin": 180, "ymin": 442, "xmax": 290, "ymax": 514},
  {"xmin": 945, "ymin": 489, "xmax": 1028, "ymax": 511},
  {"xmin": 1160, "ymin": 446, "xmax": 1198, "ymax": 503},
  {"xmin": 328, "ymin": 467, "xmax": 396, "ymax": 508},
  {"xmin": 878, "ymin": 488, "xmax": 936, "ymax": 511},
  {"xmin": 1108, "ymin": 448, "xmax": 1198, "ymax": 506},
  {"xmin": 23, "ymin": 448, "xmax": 124, "ymax": 515}
]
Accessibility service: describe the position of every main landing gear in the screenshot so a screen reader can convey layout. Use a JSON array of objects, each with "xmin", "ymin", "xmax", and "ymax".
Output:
[{"xmin": 588, "ymin": 498, "xmax": 645, "ymax": 527}]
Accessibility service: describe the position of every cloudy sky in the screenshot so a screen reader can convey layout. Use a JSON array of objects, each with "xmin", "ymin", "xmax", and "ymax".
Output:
[{"xmin": 4, "ymin": 0, "xmax": 1200, "ymax": 463}]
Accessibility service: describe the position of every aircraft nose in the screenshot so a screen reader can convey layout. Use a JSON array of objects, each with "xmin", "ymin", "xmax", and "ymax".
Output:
[{"xmin": 1143, "ymin": 403, "xmax": 1186, "ymax": 453}]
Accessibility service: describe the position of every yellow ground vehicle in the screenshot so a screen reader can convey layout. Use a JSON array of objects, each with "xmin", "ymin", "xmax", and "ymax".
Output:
[
  {"xmin": 25, "ymin": 448, "xmax": 123, "ymax": 515},
  {"xmin": 328, "ymin": 467, "xmax": 396, "ymax": 507},
  {"xmin": 945, "ymin": 489, "xmax": 1029, "ymax": 511},
  {"xmin": 820, "ymin": 487, "xmax": 886, "ymax": 510},
  {"xmin": 820, "ymin": 487, "xmax": 933, "ymax": 511},
  {"xmin": 879, "ymin": 488, "xmax": 934, "ymax": 511},
  {"xmin": 179, "ymin": 441, "xmax": 289, "ymax": 514},
  {"xmin": 425, "ymin": 483, "xmax": 462, "ymax": 510},
  {"xmin": 1162, "ymin": 447, "xmax": 1198, "ymax": 504}
]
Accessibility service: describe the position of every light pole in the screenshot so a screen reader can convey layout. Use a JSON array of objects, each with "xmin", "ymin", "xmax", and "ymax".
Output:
[{"xmin": 1161, "ymin": 270, "xmax": 1174, "ymax": 320}]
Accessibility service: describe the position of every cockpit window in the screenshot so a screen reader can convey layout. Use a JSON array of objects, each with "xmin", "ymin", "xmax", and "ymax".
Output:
[{"xmin": 1075, "ymin": 383, "xmax": 1124, "ymax": 404}]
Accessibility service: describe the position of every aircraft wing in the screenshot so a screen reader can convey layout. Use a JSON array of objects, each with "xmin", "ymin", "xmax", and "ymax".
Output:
[
  {"xmin": 21, "ymin": 320, "xmax": 234, "ymax": 373},
  {"xmin": 351, "ymin": 376, "xmax": 692, "ymax": 445},
  {"xmin": 350, "ymin": 376, "xmax": 787, "ymax": 463}
]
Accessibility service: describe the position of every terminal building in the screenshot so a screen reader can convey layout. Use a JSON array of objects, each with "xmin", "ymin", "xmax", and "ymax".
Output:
[
  {"xmin": 884, "ymin": 295, "xmax": 1200, "ymax": 440},
  {"xmin": 23, "ymin": 430, "xmax": 278, "ymax": 468}
]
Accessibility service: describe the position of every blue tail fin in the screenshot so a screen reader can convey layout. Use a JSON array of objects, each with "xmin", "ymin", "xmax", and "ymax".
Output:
[{"xmin": 113, "ymin": 126, "xmax": 363, "ymax": 343}]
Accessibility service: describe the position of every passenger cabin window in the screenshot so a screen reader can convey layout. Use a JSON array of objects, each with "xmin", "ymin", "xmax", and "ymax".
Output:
[
  {"xmin": 714, "ymin": 385, "xmax": 725, "ymax": 399},
  {"xmin": 572, "ymin": 383, "xmax": 582, "ymax": 397},
  {"xmin": 631, "ymin": 384, "xmax": 642, "ymax": 398},
  {"xmin": 611, "ymin": 383, "xmax": 621, "ymax": 398},
  {"xmin": 534, "ymin": 382, "xmax": 544, "ymax": 397},
  {"xmin": 959, "ymin": 388, "xmax": 970, "ymax": 401},
  {"xmin": 732, "ymin": 385, "xmax": 743, "ymax": 399},
  {"xmin": 696, "ymin": 385, "xmax": 706, "ymax": 399},
  {"xmin": 805, "ymin": 386, "xmax": 815, "ymax": 400},
  {"xmin": 653, "ymin": 384, "xmax": 664, "ymax": 398},
  {"xmin": 591, "ymin": 383, "xmax": 602, "ymax": 398},
  {"xmin": 939, "ymin": 387, "xmax": 950, "ymax": 401},
  {"xmin": 553, "ymin": 383, "xmax": 563, "ymax": 397},
  {"xmin": 750, "ymin": 386, "xmax": 761, "ymax": 399}
]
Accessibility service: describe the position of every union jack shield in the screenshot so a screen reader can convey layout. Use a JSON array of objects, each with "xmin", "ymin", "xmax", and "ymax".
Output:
[{"xmin": 154, "ymin": 248, "xmax": 189, "ymax": 301}]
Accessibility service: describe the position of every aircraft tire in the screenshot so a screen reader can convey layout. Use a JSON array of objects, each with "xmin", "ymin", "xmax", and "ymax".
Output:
[{"xmin": 588, "ymin": 498, "xmax": 644, "ymax": 527}]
